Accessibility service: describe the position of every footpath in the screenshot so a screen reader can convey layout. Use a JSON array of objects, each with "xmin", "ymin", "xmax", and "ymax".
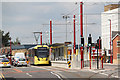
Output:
[{"xmin": 79, "ymin": 63, "xmax": 119, "ymax": 78}]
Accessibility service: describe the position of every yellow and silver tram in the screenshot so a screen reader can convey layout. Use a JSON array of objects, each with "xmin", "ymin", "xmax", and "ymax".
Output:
[{"xmin": 28, "ymin": 45, "xmax": 51, "ymax": 65}]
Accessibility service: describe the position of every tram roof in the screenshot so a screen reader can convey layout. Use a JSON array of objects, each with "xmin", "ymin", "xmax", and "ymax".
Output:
[{"xmin": 28, "ymin": 45, "xmax": 49, "ymax": 50}]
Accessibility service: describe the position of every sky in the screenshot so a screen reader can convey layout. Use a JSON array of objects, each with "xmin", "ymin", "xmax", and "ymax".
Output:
[{"xmin": 1, "ymin": 1, "xmax": 119, "ymax": 44}]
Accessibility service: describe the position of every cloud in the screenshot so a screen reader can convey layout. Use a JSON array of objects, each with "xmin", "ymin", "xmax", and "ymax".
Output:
[{"xmin": 2, "ymin": 2, "xmax": 115, "ymax": 44}]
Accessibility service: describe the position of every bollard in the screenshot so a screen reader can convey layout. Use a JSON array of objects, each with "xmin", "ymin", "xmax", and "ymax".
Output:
[{"xmin": 67, "ymin": 61, "xmax": 71, "ymax": 68}]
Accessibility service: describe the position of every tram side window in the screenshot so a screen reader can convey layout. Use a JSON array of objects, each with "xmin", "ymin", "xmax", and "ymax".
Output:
[{"xmin": 34, "ymin": 49, "xmax": 37, "ymax": 56}]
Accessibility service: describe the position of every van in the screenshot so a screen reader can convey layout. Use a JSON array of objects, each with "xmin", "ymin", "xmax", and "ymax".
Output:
[
  {"xmin": 13, "ymin": 53, "xmax": 26, "ymax": 66},
  {"xmin": 14, "ymin": 58, "xmax": 27, "ymax": 67},
  {"xmin": 14, "ymin": 53, "xmax": 25, "ymax": 59}
]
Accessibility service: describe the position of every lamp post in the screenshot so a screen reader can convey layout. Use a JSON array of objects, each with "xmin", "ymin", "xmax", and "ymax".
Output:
[
  {"xmin": 63, "ymin": 15, "xmax": 70, "ymax": 61},
  {"xmin": 108, "ymin": 19, "xmax": 112, "ymax": 64},
  {"xmin": 62, "ymin": 15, "xmax": 70, "ymax": 42}
]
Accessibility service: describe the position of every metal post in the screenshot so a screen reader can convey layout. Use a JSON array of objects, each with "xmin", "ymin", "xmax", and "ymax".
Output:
[
  {"xmin": 10, "ymin": 38, "xmax": 12, "ymax": 65},
  {"xmin": 89, "ymin": 47, "xmax": 91, "ymax": 69},
  {"xmin": 50, "ymin": 20, "xmax": 52, "ymax": 45},
  {"xmin": 80, "ymin": 2, "xmax": 83, "ymax": 37},
  {"xmin": 80, "ymin": 2, "xmax": 84, "ymax": 69},
  {"xmin": 80, "ymin": 47, "xmax": 83, "ymax": 69},
  {"xmin": 50, "ymin": 20, "xmax": 52, "ymax": 60},
  {"xmin": 109, "ymin": 19, "xmax": 112, "ymax": 64},
  {"xmin": 40, "ymin": 32, "xmax": 42, "ymax": 45},
  {"xmin": 97, "ymin": 46, "xmax": 99, "ymax": 69}
]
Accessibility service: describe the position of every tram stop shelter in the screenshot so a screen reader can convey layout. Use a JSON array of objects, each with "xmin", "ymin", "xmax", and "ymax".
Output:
[{"xmin": 50, "ymin": 42, "xmax": 72, "ymax": 61}]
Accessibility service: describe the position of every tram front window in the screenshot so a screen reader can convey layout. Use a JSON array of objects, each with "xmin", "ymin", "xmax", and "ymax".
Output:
[{"xmin": 37, "ymin": 50, "xmax": 49, "ymax": 58}]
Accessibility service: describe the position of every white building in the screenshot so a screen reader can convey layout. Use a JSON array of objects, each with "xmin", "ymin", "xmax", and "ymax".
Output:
[{"xmin": 101, "ymin": 4, "xmax": 120, "ymax": 55}]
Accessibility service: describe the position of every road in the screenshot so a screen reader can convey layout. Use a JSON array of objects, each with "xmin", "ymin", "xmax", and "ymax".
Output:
[{"xmin": 0, "ymin": 65, "xmax": 119, "ymax": 80}]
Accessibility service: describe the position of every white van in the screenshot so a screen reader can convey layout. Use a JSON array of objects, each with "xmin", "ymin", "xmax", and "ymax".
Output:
[{"xmin": 13, "ymin": 53, "xmax": 27, "ymax": 66}]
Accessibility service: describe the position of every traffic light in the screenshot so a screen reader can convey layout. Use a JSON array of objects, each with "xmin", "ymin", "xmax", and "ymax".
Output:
[
  {"xmin": 97, "ymin": 37, "xmax": 102, "ymax": 49},
  {"xmin": 81, "ymin": 37, "xmax": 84, "ymax": 47},
  {"xmin": 96, "ymin": 39, "xmax": 99, "ymax": 49},
  {"xmin": 88, "ymin": 34, "xmax": 92, "ymax": 47},
  {"xmin": 99, "ymin": 39, "xmax": 102, "ymax": 49}
]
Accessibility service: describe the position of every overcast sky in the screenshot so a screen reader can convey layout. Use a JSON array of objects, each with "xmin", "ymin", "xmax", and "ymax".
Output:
[{"xmin": 1, "ymin": 1, "xmax": 119, "ymax": 44}]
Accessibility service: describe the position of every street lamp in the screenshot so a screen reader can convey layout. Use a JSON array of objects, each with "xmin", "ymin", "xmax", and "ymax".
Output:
[
  {"xmin": 108, "ymin": 19, "xmax": 112, "ymax": 64},
  {"xmin": 62, "ymin": 15, "xmax": 70, "ymax": 42},
  {"xmin": 63, "ymin": 15, "xmax": 70, "ymax": 61}
]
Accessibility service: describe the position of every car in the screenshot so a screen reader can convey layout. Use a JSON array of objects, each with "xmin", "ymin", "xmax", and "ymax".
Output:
[
  {"xmin": 14, "ymin": 58, "xmax": 27, "ymax": 67},
  {"xmin": 0, "ymin": 58, "xmax": 11, "ymax": 68},
  {"xmin": 0, "ymin": 55, "xmax": 5, "ymax": 59}
]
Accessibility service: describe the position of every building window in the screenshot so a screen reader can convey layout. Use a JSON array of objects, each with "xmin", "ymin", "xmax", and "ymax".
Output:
[
  {"xmin": 117, "ymin": 54, "xmax": 120, "ymax": 60},
  {"xmin": 117, "ymin": 41, "xmax": 120, "ymax": 47}
]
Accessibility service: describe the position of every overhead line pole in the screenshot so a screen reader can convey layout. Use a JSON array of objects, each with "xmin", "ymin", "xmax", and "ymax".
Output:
[
  {"xmin": 73, "ymin": 15, "xmax": 76, "ymax": 55},
  {"xmin": 80, "ymin": 2, "xmax": 84, "ymax": 69},
  {"xmin": 50, "ymin": 20, "xmax": 52, "ymax": 60},
  {"xmin": 40, "ymin": 32, "xmax": 42, "ymax": 45}
]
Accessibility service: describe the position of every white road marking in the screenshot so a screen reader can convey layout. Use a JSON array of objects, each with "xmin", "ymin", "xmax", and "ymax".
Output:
[
  {"xmin": 51, "ymin": 72, "xmax": 63, "ymax": 80},
  {"xmin": 26, "ymin": 73, "xmax": 32, "ymax": 77},
  {"xmin": 67, "ymin": 71, "xmax": 77, "ymax": 72}
]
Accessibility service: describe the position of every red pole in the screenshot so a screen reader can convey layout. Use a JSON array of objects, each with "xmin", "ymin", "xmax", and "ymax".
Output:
[
  {"xmin": 109, "ymin": 20, "xmax": 112, "ymax": 64},
  {"xmin": 80, "ymin": 2, "xmax": 83, "ymax": 37},
  {"xmin": 92, "ymin": 47, "xmax": 95, "ymax": 61},
  {"xmin": 50, "ymin": 20, "xmax": 52, "ymax": 45},
  {"xmin": 99, "ymin": 39, "xmax": 103, "ymax": 68},
  {"xmin": 80, "ymin": 47, "xmax": 83, "ymax": 69},
  {"xmin": 89, "ymin": 47, "xmax": 91, "ymax": 69},
  {"xmin": 102, "ymin": 56, "xmax": 103, "ymax": 69},
  {"xmin": 80, "ymin": 2, "xmax": 84, "ymax": 69},
  {"xmin": 50, "ymin": 20, "xmax": 52, "ymax": 60},
  {"xmin": 40, "ymin": 32, "xmax": 42, "ymax": 45},
  {"xmin": 10, "ymin": 38, "xmax": 12, "ymax": 65},
  {"xmin": 73, "ymin": 15, "xmax": 76, "ymax": 54}
]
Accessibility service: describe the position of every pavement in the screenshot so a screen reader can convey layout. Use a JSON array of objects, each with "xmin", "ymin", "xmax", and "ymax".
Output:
[
  {"xmin": 0, "ymin": 63, "xmax": 119, "ymax": 80},
  {"xmin": 74, "ymin": 63, "xmax": 119, "ymax": 78}
]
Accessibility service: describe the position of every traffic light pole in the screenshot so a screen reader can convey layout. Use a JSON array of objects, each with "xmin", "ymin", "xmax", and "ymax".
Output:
[
  {"xmin": 97, "ymin": 47, "xmax": 99, "ymax": 69},
  {"xmin": 89, "ymin": 46, "xmax": 91, "ymax": 69},
  {"xmin": 99, "ymin": 38, "xmax": 103, "ymax": 69},
  {"xmin": 88, "ymin": 34, "xmax": 92, "ymax": 69},
  {"xmin": 80, "ymin": 47, "xmax": 83, "ymax": 69}
]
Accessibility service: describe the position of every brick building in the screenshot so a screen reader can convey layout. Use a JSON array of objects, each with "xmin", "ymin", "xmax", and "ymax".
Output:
[{"xmin": 112, "ymin": 31, "xmax": 120, "ymax": 64}]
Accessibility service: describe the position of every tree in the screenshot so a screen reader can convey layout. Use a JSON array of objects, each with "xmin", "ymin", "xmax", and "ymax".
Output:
[
  {"xmin": 13, "ymin": 37, "xmax": 21, "ymax": 45},
  {"xmin": 0, "ymin": 30, "xmax": 11, "ymax": 47}
]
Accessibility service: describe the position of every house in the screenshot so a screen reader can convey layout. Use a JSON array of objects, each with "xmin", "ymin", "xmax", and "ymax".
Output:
[{"xmin": 112, "ymin": 31, "xmax": 120, "ymax": 64}]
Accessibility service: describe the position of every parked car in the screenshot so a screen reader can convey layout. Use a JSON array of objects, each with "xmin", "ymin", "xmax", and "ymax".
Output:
[
  {"xmin": 0, "ymin": 55, "xmax": 5, "ymax": 59},
  {"xmin": 13, "ymin": 58, "xmax": 27, "ymax": 67},
  {"xmin": 0, "ymin": 58, "xmax": 11, "ymax": 68}
]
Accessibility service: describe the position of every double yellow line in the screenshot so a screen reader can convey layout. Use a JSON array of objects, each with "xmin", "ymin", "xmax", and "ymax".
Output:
[{"xmin": 0, "ymin": 73, "xmax": 6, "ymax": 80}]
